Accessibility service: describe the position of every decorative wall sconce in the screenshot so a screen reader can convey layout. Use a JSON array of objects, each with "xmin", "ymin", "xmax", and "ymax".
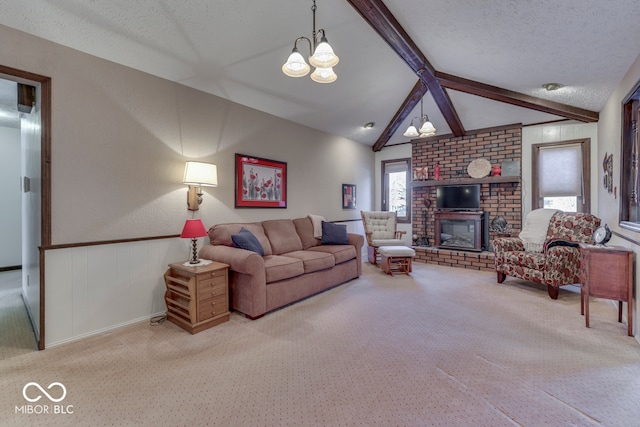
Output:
[
  {"xmin": 282, "ymin": 0, "xmax": 339, "ymax": 83},
  {"xmin": 183, "ymin": 161, "xmax": 218, "ymax": 211},
  {"xmin": 180, "ymin": 219, "xmax": 208, "ymax": 264}
]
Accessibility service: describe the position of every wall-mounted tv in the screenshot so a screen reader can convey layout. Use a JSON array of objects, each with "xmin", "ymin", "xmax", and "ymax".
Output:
[{"xmin": 436, "ymin": 184, "xmax": 481, "ymax": 211}]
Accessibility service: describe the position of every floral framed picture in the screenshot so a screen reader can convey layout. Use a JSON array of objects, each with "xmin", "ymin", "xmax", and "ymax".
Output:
[
  {"xmin": 235, "ymin": 153, "xmax": 287, "ymax": 208},
  {"xmin": 342, "ymin": 184, "xmax": 356, "ymax": 209}
]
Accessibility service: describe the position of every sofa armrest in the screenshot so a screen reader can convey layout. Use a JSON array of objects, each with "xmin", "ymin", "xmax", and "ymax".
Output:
[
  {"xmin": 199, "ymin": 245, "xmax": 265, "ymax": 278},
  {"xmin": 493, "ymin": 237, "xmax": 525, "ymax": 253},
  {"xmin": 199, "ymin": 244, "xmax": 268, "ymax": 318}
]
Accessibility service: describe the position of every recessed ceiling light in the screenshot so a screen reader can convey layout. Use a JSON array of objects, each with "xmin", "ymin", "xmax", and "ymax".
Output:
[
  {"xmin": 542, "ymin": 82, "xmax": 564, "ymax": 91},
  {"xmin": 364, "ymin": 122, "xmax": 375, "ymax": 129}
]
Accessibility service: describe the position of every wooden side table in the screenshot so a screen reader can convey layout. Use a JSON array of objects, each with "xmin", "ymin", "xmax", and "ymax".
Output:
[
  {"xmin": 579, "ymin": 244, "xmax": 634, "ymax": 336},
  {"xmin": 164, "ymin": 261, "xmax": 230, "ymax": 334}
]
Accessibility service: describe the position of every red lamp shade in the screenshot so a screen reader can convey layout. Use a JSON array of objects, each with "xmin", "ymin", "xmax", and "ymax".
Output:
[{"xmin": 180, "ymin": 219, "xmax": 207, "ymax": 238}]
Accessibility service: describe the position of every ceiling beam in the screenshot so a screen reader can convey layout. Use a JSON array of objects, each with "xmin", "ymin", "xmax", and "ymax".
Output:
[
  {"xmin": 346, "ymin": 0, "xmax": 465, "ymax": 146},
  {"xmin": 372, "ymin": 80, "xmax": 427, "ymax": 152},
  {"xmin": 436, "ymin": 72, "xmax": 599, "ymax": 123}
]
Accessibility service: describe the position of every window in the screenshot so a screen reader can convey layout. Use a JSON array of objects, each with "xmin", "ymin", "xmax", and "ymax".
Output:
[
  {"xmin": 532, "ymin": 139, "xmax": 591, "ymax": 213},
  {"xmin": 620, "ymin": 81, "xmax": 640, "ymax": 230},
  {"xmin": 381, "ymin": 158, "xmax": 410, "ymax": 223}
]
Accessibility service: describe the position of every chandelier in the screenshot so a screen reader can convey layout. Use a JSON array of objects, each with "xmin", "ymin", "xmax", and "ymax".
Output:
[
  {"xmin": 403, "ymin": 87, "xmax": 436, "ymax": 138},
  {"xmin": 281, "ymin": 0, "xmax": 339, "ymax": 83}
]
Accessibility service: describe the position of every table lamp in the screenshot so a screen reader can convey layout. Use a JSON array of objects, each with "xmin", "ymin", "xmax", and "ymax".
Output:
[{"xmin": 181, "ymin": 219, "xmax": 208, "ymax": 264}]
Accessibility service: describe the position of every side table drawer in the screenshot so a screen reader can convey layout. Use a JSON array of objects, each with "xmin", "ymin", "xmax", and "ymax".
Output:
[
  {"xmin": 198, "ymin": 293, "xmax": 228, "ymax": 322},
  {"xmin": 197, "ymin": 277, "xmax": 226, "ymax": 301}
]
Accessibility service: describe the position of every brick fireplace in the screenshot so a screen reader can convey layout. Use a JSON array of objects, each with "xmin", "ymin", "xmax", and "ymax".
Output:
[{"xmin": 411, "ymin": 124, "xmax": 522, "ymax": 270}]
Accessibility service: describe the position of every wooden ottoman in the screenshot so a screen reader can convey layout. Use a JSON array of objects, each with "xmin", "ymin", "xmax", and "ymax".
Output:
[{"xmin": 378, "ymin": 246, "xmax": 415, "ymax": 276}]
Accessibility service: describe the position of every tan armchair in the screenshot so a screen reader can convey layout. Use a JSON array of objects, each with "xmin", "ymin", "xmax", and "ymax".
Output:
[{"xmin": 361, "ymin": 211, "xmax": 407, "ymax": 265}]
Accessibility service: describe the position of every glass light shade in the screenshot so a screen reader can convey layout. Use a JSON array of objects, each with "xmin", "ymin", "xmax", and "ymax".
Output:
[
  {"xmin": 309, "ymin": 38, "xmax": 339, "ymax": 68},
  {"xmin": 180, "ymin": 219, "xmax": 208, "ymax": 238},
  {"xmin": 310, "ymin": 67, "xmax": 337, "ymax": 83},
  {"xmin": 403, "ymin": 121, "xmax": 419, "ymax": 138},
  {"xmin": 419, "ymin": 119, "xmax": 436, "ymax": 136},
  {"xmin": 183, "ymin": 161, "xmax": 218, "ymax": 187},
  {"xmin": 282, "ymin": 49, "xmax": 311, "ymax": 77}
]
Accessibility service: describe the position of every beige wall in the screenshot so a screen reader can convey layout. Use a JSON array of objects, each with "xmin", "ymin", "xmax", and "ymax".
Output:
[
  {"xmin": 596, "ymin": 51, "xmax": 640, "ymax": 341},
  {"xmin": 0, "ymin": 24, "xmax": 373, "ymax": 245}
]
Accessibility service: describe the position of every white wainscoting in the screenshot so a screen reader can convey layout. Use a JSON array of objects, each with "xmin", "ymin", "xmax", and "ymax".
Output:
[{"xmin": 44, "ymin": 237, "xmax": 187, "ymax": 347}]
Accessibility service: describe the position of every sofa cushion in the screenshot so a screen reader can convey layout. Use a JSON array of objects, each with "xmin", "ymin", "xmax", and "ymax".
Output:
[
  {"xmin": 209, "ymin": 223, "xmax": 273, "ymax": 255},
  {"xmin": 293, "ymin": 217, "xmax": 321, "ymax": 249},
  {"xmin": 263, "ymin": 255, "xmax": 305, "ymax": 283},
  {"xmin": 284, "ymin": 250, "xmax": 335, "ymax": 273},
  {"xmin": 321, "ymin": 221, "xmax": 349, "ymax": 245},
  {"xmin": 308, "ymin": 245, "xmax": 357, "ymax": 265},
  {"xmin": 231, "ymin": 227, "xmax": 264, "ymax": 256},
  {"xmin": 262, "ymin": 219, "xmax": 303, "ymax": 255}
]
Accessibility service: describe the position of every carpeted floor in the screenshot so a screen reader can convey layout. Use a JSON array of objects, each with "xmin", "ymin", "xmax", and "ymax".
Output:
[
  {"xmin": 0, "ymin": 270, "xmax": 38, "ymax": 361},
  {"xmin": 1, "ymin": 262, "xmax": 639, "ymax": 426}
]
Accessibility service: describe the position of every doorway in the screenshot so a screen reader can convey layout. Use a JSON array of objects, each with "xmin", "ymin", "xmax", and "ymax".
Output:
[{"xmin": 0, "ymin": 65, "xmax": 51, "ymax": 350}]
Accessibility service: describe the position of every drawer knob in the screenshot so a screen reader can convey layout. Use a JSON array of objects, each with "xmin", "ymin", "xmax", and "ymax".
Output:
[
  {"xmin": 211, "ymin": 302, "xmax": 216, "ymax": 306},
  {"xmin": 211, "ymin": 291, "xmax": 216, "ymax": 296}
]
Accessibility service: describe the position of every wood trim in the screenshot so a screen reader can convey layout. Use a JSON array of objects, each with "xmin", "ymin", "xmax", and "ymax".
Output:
[
  {"xmin": 42, "ymin": 234, "xmax": 181, "ymax": 251},
  {"xmin": 531, "ymin": 138, "xmax": 591, "ymax": 212},
  {"xmin": 411, "ymin": 176, "xmax": 519, "ymax": 188},
  {"xmin": 373, "ymin": 80, "xmax": 426, "ymax": 152},
  {"xmin": 409, "ymin": 123, "xmax": 522, "ymax": 143},
  {"xmin": 346, "ymin": 0, "xmax": 465, "ymax": 149},
  {"xmin": 437, "ymin": 72, "xmax": 599, "ymax": 123},
  {"xmin": 612, "ymin": 230, "xmax": 640, "ymax": 246},
  {"xmin": 0, "ymin": 64, "xmax": 52, "ymax": 351}
]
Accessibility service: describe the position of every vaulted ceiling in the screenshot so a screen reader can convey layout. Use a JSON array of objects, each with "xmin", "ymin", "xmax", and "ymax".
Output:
[{"xmin": 0, "ymin": 0, "xmax": 639, "ymax": 150}]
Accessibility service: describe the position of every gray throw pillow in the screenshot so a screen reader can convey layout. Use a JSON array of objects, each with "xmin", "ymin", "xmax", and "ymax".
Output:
[
  {"xmin": 321, "ymin": 221, "xmax": 349, "ymax": 245},
  {"xmin": 231, "ymin": 227, "xmax": 265, "ymax": 255}
]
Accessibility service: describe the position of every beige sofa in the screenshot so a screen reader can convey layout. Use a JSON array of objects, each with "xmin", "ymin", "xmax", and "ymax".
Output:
[{"xmin": 199, "ymin": 217, "xmax": 364, "ymax": 319}]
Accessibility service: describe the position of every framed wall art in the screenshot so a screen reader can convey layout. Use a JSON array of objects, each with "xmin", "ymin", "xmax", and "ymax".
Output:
[
  {"xmin": 235, "ymin": 153, "xmax": 287, "ymax": 208},
  {"xmin": 342, "ymin": 184, "xmax": 356, "ymax": 209}
]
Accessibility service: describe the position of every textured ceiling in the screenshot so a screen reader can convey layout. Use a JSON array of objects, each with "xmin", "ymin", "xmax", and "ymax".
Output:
[{"xmin": 0, "ymin": 0, "xmax": 639, "ymax": 147}]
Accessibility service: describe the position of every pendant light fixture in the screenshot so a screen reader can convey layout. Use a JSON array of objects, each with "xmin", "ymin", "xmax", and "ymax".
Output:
[
  {"xmin": 282, "ymin": 0, "xmax": 339, "ymax": 83},
  {"xmin": 403, "ymin": 84, "xmax": 436, "ymax": 138}
]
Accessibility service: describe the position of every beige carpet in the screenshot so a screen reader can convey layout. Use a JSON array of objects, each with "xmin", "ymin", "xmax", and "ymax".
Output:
[
  {"xmin": 0, "ymin": 270, "xmax": 38, "ymax": 361},
  {"xmin": 1, "ymin": 263, "xmax": 639, "ymax": 426}
]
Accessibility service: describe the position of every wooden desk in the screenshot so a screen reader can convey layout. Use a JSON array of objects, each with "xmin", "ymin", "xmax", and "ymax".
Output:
[{"xmin": 579, "ymin": 244, "xmax": 634, "ymax": 336}]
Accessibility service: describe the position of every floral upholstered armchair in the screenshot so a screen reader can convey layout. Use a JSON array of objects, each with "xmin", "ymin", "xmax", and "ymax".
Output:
[{"xmin": 493, "ymin": 209, "xmax": 600, "ymax": 299}]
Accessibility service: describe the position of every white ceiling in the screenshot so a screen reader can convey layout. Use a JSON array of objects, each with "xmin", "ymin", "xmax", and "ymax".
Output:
[{"xmin": 0, "ymin": 0, "xmax": 639, "ymax": 147}]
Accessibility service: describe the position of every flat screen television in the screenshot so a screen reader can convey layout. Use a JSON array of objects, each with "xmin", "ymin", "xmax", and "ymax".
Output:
[{"xmin": 436, "ymin": 184, "xmax": 481, "ymax": 211}]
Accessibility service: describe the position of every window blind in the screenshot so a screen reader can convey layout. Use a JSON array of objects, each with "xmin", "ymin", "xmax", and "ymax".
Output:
[{"xmin": 538, "ymin": 144, "xmax": 583, "ymax": 197}]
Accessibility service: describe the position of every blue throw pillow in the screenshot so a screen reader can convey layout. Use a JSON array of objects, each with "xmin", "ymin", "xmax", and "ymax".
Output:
[
  {"xmin": 321, "ymin": 221, "xmax": 349, "ymax": 245},
  {"xmin": 231, "ymin": 227, "xmax": 264, "ymax": 255}
]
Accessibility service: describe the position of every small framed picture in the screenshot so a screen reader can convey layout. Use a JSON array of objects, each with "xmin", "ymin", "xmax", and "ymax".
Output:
[{"xmin": 342, "ymin": 184, "xmax": 356, "ymax": 209}]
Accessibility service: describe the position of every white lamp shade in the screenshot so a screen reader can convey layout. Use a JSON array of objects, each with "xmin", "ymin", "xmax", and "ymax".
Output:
[
  {"xmin": 310, "ymin": 67, "xmax": 337, "ymax": 83},
  {"xmin": 310, "ymin": 40, "xmax": 339, "ymax": 68},
  {"xmin": 419, "ymin": 120, "xmax": 436, "ymax": 136},
  {"xmin": 403, "ymin": 123, "xmax": 419, "ymax": 138},
  {"xmin": 282, "ymin": 50, "xmax": 311, "ymax": 77},
  {"xmin": 183, "ymin": 161, "xmax": 218, "ymax": 187}
]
